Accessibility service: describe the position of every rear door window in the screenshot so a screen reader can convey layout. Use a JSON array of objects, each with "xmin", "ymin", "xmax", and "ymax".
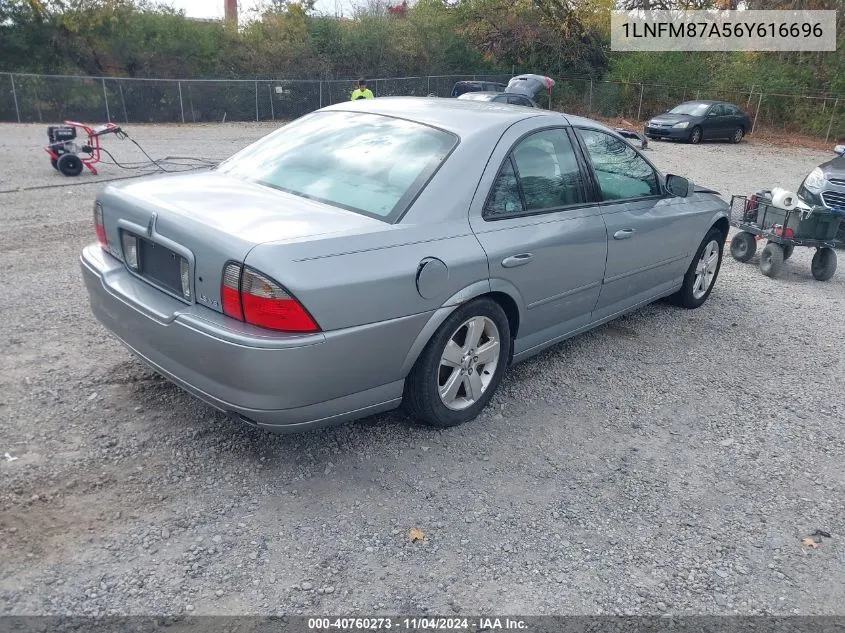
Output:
[{"xmin": 484, "ymin": 128, "xmax": 587, "ymax": 218}]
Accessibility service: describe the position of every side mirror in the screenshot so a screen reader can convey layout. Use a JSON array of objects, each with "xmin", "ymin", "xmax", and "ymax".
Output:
[
  {"xmin": 666, "ymin": 174, "xmax": 692, "ymax": 197},
  {"xmin": 834, "ymin": 144, "xmax": 845, "ymax": 156}
]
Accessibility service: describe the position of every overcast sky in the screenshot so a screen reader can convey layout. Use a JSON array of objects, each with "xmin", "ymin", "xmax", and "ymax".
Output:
[{"xmin": 159, "ymin": 0, "xmax": 357, "ymax": 20}]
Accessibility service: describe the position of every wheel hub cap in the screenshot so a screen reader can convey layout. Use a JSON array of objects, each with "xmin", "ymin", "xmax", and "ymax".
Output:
[
  {"xmin": 438, "ymin": 316, "xmax": 501, "ymax": 411},
  {"xmin": 693, "ymin": 240, "xmax": 719, "ymax": 300}
]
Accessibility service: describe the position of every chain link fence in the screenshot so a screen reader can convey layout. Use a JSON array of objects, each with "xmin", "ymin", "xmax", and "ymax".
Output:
[{"xmin": 1, "ymin": 71, "xmax": 841, "ymax": 141}]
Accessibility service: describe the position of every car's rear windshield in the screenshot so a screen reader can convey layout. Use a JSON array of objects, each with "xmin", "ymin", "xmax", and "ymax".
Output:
[
  {"xmin": 669, "ymin": 103, "xmax": 710, "ymax": 116},
  {"xmin": 458, "ymin": 93, "xmax": 494, "ymax": 100},
  {"xmin": 216, "ymin": 111, "xmax": 458, "ymax": 221}
]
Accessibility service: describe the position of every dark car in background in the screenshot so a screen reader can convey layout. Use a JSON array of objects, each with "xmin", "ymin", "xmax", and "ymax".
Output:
[
  {"xmin": 645, "ymin": 100, "xmax": 752, "ymax": 145},
  {"xmin": 798, "ymin": 144, "xmax": 845, "ymax": 245},
  {"xmin": 457, "ymin": 91, "xmax": 539, "ymax": 108},
  {"xmin": 450, "ymin": 80, "xmax": 507, "ymax": 97}
]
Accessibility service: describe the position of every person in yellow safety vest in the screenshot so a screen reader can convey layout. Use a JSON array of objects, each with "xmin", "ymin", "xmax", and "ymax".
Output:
[{"xmin": 351, "ymin": 79, "xmax": 374, "ymax": 101}]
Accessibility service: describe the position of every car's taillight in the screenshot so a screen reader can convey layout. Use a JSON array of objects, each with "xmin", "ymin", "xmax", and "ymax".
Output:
[
  {"xmin": 221, "ymin": 263, "xmax": 319, "ymax": 333},
  {"xmin": 94, "ymin": 202, "xmax": 107, "ymax": 247},
  {"xmin": 221, "ymin": 263, "xmax": 243, "ymax": 321}
]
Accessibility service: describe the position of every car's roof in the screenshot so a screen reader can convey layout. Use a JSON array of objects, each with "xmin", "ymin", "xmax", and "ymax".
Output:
[
  {"xmin": 321, "ymin": 96, "xmax": 572, "ymax": 137},
  {"xmin": 680, "ymin": 100, "xmax": 720, "ymax": 105}
]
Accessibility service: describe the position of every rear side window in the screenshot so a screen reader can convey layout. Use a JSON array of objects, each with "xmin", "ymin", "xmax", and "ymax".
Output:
[
  {"xmin": 217, "ymin": 111, "xmax": 457, "ymax": 221},
  {"xmin": 485, "ymin": 158, "xmax": 524, "ymax": 217},
  {"xmin": 578, "ymin": 128, "xmax": 660, "ymax": 201},
  {"xmin": 484, "ymin": 128, "xmax": 586, "ymax": 218}
]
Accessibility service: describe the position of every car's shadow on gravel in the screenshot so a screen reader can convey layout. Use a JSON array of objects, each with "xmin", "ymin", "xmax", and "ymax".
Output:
[{"xmin": 108, "ymin": 297, "xmax": 719, "ymax": 475}]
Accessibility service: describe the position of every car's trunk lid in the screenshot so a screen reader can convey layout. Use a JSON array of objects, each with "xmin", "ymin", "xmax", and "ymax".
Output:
[{"xmin": 97, "ymin": 171, "xmax": 385, "ymax": 314}]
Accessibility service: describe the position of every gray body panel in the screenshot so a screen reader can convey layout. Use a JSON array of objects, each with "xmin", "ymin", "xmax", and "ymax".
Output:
[{"xmin": 80, "ymin": 97, "xmax": 729, "ymax": 432}]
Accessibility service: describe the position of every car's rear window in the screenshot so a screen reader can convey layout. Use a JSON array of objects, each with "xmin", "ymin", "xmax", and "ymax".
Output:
[{"xmin": 216, "ymin": 111, "xmax": 457, "ymax": 221}]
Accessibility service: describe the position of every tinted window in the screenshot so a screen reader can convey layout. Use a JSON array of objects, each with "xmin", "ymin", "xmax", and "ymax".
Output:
[
  {"xmin": 709, "ymin": 104, "xmax": 725, "ymax": 116},
  {"xmin": 579, "ymin": 128, "xmax": 660, "ymax": 201},
  {"xmin": 217, "ymin": 111, "xmax": 457, "ymax": 221},
  {"xmin": 484, "ymin": 129, "xmax": 585, "ymax": 218},
  {"xmin": 726, "ymin": 105, "xmax": 741, "ymax": 115},
  {"xmin": 507, "ymin": 96, "xmax": 529, "ymax": 106}
]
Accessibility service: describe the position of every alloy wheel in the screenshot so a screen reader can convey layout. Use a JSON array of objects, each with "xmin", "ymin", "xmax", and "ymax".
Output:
[
  {"xmin": 693, "ymin": 239, "xmax": 720, "ymax": 299},
  {"xmin": 438, "ymin": 316, "xmax": 501, "ymax": 411}
]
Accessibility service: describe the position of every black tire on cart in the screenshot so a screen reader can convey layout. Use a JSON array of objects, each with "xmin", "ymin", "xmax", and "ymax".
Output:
[
  {"xmin": 57, "ymin": 153, "xmax": 84, "ymax": 177},
  {"xmin": 730, "ymin": 232, "xmax": 757, "ymax": 262},
  {"xmin": 760, "ymin": 242, "xmax": 784, "ymax": 278},
  {"xmin": 50, "ymin": 158, "xmax": 58, "ymax": 170},
  {"xmin": 811, "ymin": 247, "xmax": 837, "ymax": 281},
  {"xmin": 782, "ymin": 243, "xmax": 794, "ymax": 261}
]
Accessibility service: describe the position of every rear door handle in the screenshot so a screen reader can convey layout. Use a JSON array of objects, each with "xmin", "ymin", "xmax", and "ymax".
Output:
[
  {"xmin": 613, "ymin": 229, "xmax": 636, "ymax": 240},
  {"xmin": 502, "ymin": 253, "xmax": 534, "ymax": 268}
]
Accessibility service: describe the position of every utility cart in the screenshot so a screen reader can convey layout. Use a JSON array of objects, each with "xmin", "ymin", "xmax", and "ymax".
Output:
[{"xmin": 729, "ymin": 193, "xmax": 843, "ymax": 281}]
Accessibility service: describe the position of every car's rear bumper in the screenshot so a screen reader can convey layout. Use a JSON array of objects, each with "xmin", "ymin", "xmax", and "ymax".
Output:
[
  {"xmin": 644, "ymin": 125, "xmax": 690, "ymax": 139},
  {"xmin": 79, "ymin": 245, "xmax": 422, "ymax": 432}
]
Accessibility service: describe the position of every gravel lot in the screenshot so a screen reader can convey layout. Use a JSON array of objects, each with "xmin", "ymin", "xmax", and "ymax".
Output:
[{"xmin": 1, "ymin": 121, "xmax": 843, "ymax": 617}]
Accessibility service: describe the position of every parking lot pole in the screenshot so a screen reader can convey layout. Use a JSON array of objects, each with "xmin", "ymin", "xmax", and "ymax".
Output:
[
  {"xmin": 752, "ymin": 92, "xmax": 762, "ymax": 134},
  {"xmin": 269, "ymin": 85, "xmax": 275, "ymax": 120},
  {"xmin": 637, "ymin": 83, "xmax": 644, "ymax": 121},
  {"xmin": 178, "ymin": 81, "xmax": 185, "ymax": 124},
  {"xmin": 825, "ymin": 99, "xmax": 838, "ymax": 143},
  {"xmin": 102, "ymin": 78, "xmax": 111, "ymax": 123},
  {"xmin": 746, "ymin": 86, "xmax": 754, "ymax": 107},
  {"xmin": 9, "ymin": 74, "xmax": 20, "ymax": 123}
]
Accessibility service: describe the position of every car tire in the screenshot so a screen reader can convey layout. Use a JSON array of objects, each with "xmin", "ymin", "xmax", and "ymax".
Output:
[
  {"xmin": 781, "ymin": 243, "xmax": 794, "ymax": 261},
  {"xmin": 731, "ymin": 127, "xmax": 744, "ymax": 144},
  {"xmin": 811, "ymin": 247, "xmax": 837, "ymax": 281},
  {"xmin": 57, "ymin": 153, "xmax": 84, "ymax": 177},
  {"xmin": 668, "ymin": 227, "xmax": 724, "ymax": 309},
  {"xmin": 729, "ymin": 231, "xmax": 757, "ymax": 262},
  {"xmin": 688, "ymin": 126, "xmax": 702, "ymax": 144},
  {"xmin": 403, "ymin": 297, "xmax": 512, "ymax": 428},
  {"xmin": 759, "ymin": 242, "xmax": 784, "ymax": 278}
]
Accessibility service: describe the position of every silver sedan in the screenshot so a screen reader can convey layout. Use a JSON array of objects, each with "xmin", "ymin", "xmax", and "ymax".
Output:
[{"xmin": 80, "ymin": 97, "xmax": 729, "ymax": 433}]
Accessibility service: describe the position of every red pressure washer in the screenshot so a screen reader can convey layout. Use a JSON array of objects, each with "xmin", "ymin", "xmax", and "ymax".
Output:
[{"xmin": 45, "ymin": 120, "xmax": 125, "ymax": 177}]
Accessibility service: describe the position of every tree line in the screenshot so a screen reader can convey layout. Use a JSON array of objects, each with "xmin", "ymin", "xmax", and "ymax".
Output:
[{"xmin": 0, "ymin": 0, "xmax": 842, "ymax": 96}]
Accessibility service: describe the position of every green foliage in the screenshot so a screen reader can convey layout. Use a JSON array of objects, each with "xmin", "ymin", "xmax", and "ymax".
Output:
[{"xmin": 0, "ymin": 0, "xmax": 842, "ymax": 135}]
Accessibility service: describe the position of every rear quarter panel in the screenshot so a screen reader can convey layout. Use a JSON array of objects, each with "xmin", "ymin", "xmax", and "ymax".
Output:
[
  {"xmin": 243, "ymin": 126, "xmax": 511, "ymax": 333},
  {"xmin": 244, "ymin": 222, "xmax": 489, "ymax": 332}
]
